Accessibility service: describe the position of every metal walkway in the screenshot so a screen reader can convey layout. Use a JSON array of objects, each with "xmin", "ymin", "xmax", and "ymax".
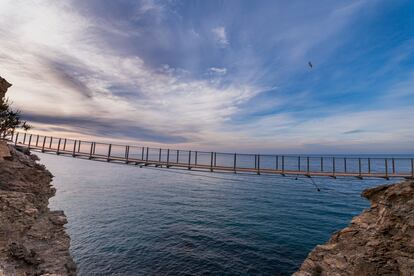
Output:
[{"xmin": 11, "ymin": 132, "xmax": 414, "ymax": 179}]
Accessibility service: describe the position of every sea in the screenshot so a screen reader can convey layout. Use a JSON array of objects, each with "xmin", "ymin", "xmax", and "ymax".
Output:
[{"xmin": 37, "ymin": 152, "xmax": 407, "ymax": 275}]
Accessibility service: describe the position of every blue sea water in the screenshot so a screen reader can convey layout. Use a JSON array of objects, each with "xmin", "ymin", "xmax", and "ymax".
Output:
[{"xmin": 38, "ymin": 152, "xmax": 395, "ymax": 275}]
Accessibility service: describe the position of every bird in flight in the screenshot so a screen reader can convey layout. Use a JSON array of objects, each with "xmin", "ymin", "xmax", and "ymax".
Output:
[{"xmin": 308, "ymin": 61, "xmax": 313, "ymax": 68}]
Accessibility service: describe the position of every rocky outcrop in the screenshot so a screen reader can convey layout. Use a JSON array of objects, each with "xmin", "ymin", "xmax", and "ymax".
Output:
[
  {"xmin": 0, "ymin": 144, "xmax": 77, "ymax": 275},
  {"xmin": 0, "ymin": 76, "xmax": 12, "ymax": 100},
  {"xmin": 294, "ymin": 180, "xmax": 414, "ymax": 276},
  {"xmin": 0, "ymin": 142, "xmax": 11, "ymax": 160}
]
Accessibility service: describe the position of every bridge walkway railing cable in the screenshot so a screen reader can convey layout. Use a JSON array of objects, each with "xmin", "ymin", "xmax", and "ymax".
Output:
[{"xmin": 8, "ymin": 132, "xmax": 414, "ymax": 179}]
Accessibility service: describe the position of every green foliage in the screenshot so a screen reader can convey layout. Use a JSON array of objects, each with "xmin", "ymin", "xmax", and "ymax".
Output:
[{"xmin": 0, "ymin": 97, "xmax": 31, "ymax": 139}]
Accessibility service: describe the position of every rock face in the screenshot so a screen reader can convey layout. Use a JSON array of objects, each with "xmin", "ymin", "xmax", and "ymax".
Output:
[
  {"xmin": 294, "ymin": 180, "xmax": 414, "ymax": 276},
  {"xmin": 0, "ymin": 142, "xmax": 11, "ymax": 160},
  {"xmin": 0, "ymin": 144, "xmax": 77, "ymax": 275},
  {"xmin": 0, "ymin": 76, "xmax": 12, "ymax": 100}
]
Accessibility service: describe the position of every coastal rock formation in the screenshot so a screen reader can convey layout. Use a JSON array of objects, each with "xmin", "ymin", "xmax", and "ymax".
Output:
[
  {"xmin": 0, "ymin": 76, "xmax": 12, "ymax": 99},
  {"xmin": 0, "ymin": 144, "xmax": 77, "ymax": 275},
  {"xmin": 294, "ymin": 180, "xmax": 414, "ymax": 276}
]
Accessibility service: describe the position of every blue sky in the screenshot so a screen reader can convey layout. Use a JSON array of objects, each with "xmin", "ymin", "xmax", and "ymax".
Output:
[{"xmin": 0, "ymin": 0, "xmax": 413, "ymax": 153}]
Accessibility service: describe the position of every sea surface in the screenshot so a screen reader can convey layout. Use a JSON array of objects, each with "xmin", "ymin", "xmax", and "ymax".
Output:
[{"xmin": 38, "ymin": 152, "xmax": 401, "ymax": 275}]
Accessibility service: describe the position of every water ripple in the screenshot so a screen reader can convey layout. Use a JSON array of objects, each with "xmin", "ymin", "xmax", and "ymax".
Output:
[{"xmin": 40, "ymin": 153, "xmax": 389, "ymax": 275}]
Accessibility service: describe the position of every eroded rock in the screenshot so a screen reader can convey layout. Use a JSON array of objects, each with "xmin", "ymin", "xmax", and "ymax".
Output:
[
  {"xmin": 0, "ymin": 145, "xmax": 77, "ymax": 275},
  {"xmin": 294, "ymin": 180, "xmax": 414, "ymax": 276},
  {"xmin": 0, "ymin": 76, "xmax": 11, "ymax": 100}
]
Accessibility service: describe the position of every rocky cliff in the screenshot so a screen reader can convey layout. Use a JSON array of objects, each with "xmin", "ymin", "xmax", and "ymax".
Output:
[
  {"xmin": 294, "ymin": 180, "xmax": 414, "ymax": 276},
  {"xmin": 0, "ymin": 144, "xmax": 77, "ymax": 275},
  {"xmin": 0, "ymin": 76, "xmax": 12, "ymax": 100}
]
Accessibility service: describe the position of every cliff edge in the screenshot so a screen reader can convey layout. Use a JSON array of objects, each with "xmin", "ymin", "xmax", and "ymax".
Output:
[
  {"xmin": 294, "ymin": 180, "xmax": 414, "ymax": 276},
  {"xmin": 0, "ymin": 143, "xmax": 77, "ymax": 275},
  {"xmin": 0, "ymin": 76, "xmax": 11, "ymax": 99}
]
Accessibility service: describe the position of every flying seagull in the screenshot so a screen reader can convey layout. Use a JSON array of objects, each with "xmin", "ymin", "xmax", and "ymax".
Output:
[{"xmin": 308, "ymin": 61, "xmax": 313, "ymax": 68}]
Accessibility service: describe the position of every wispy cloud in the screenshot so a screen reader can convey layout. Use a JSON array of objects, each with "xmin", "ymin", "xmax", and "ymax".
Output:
[
  {"xmin": 0, "ymin": 0, "xmax": 413, "ymax": 153},
  {"xmin": 0, "ymin": 0, "xmax": 260, "ymax": 147},
  {"xmin": 208, "ymin": 67, "xmax": 227, "ymax": 76},
  {"xmin": 343, "ymin": 129, "xmax": 365, "ymax": 135},
  {"xmin": 211, "ymin": 26, "xmax": 229, "ymax": 47}
]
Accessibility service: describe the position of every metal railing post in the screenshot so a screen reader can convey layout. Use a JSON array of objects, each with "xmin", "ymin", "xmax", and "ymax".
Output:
[
  {"xmin": 89, "ymin": 143, "xmax": 94, "ymax": 160},
  {"xmin": 36, "ymin": 135, "xmax": 39, "ymax": 147},
  {"xmin": 57, "ymin": 138, "xmax": 61, "ymax": 155},
  {"xmin": 159, "ymin": 148, "xmax": 162, "ymax": 163},
  {"xmin": 321, "ymin": 157, "xmax": 323, "ymax": 172},
  {"xmin": 14, "ymin": 132, "xmax": 19, "ymax": 145},
  {"xmin": 167, "ymin": 149, "xmax": 170, "ymax": 167},
  {"xmin": 282, "ymin": 155, "xmax": 285, "ymax": 174},
  {"xmin": 49, "ymin": 137, "xmax": 53, "ymax": 149},
  {"xmin": 385, "ymin": 158, "xmax": 388, "ymax": 179},
  {"xmin": 392, "ymin": 158, "xmax": 395, "ymax": 175},
  {"xmin": 72, "ymin": 140, "xmax": 77, "ymax": 157},
  {"xmin": 145, "ymin": 147, "xmax": 149, "ymax": 163},
  {"xmin": 307, "ymin": 156, "xmax": 310, "ymax": 175},
  {"xmin": 177, "ymin": 150, "xmax": 180, "ymax": 163},
  {"xmin": 358, "ymin": 158, "xmax": 362, "ymax": 177},
  {"xmin": 368, "ymin": 158, "xmax": 371, "ymax": 174},
  {"xmin": 41, "ymin": 136, "xmax": 46, "ymax": 152},
  {"xmin": 27, "ymin": 134, "xmax": 32, "ymax": 150},
  {"xmin": 195, "ymin": 151, "xmax": 198, "ymax": 166},
  {"xmin": 344, "ymin": 157, "xmax": 347, "ymax": 173},
  {"xmin": 333, "ymin": 157, "xmax": 336, "ymax": 177},
  {"xmin": 298, "ymin": 156, "xmax": 301, "ymax": 171},
  {"xmin": 107, "ymin": 144, "xmax": 112, "ymax": 162},
  {"xmin": 210, "ymin": 152, "xmax": 214, "ymax": 172},
  {"xmin": 125, "ymin": 146, "xmax": 130, "ymax": 163},
  {"xmin": 254, "ymin": 155, "xmax": 257, "ymax": 169},
  {"xmin": 141, "ymin": 147, "xmax": 144, "ymax": 160},
  {"xmin": 214, "ymin": 152, "xmax": 217, "ymax": 167},
  {"xmin": 276, "ymin": 155, "xmax": 279, "ymax": 170},
  {"xmin": 63, "ymin": 139, "xmax": 67, "ymax": 151},
  {"xmin": 188, "ymin": 150, "xmax": 191, "ymax": 170},
  {"xmin": 23, "ymin": 133, "xmax": 26, "ymax": 144},
  {"xmin": 257, "ymin": 154, "xmax": 261, "ymax": 175},
  {"xmin": 78, "ymin": 140, "xmax": 81, "ymax": 153},
  {"xmin": 233, "ymin": 153, "xmax": 237, "ymax": 173}
]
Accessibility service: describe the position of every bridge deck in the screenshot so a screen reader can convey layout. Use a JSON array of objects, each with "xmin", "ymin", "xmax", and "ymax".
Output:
[{"xmin": 10, "ymin": 132, "xmax": 414, "ymax": 179}]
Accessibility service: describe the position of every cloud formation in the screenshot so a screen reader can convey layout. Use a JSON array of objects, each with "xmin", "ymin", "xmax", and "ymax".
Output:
[
  {"xmin": 211, "ymin": 26, "xmax": 229, "ymax": 47},
  {"xmin": 208, "ymin": 67, "xmax": 227, "ymax": 76},
  {"xmin": 0, "ymin": 0, "xmax": 413, "ymax": 153}
]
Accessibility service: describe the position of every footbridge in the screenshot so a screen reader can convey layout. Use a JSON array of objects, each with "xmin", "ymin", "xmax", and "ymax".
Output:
[{"xmin": 10, "ymin": 132, "xmax": 414, "ymax": 180}]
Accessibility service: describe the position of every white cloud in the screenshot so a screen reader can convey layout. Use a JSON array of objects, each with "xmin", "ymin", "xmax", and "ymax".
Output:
[
  {"xmin": 211, "ymin": 26, "xmax": 229, "ymax": 47},
  {"xmin": 208, "ymin": 67, "xmax": 227, "ymax": 75},
  {"xmin": 0, "ymin": 0, "xmax": 412, "ymax": 153},
  {"xmin": 0, "ymin": 0, "xmax": 260, "ymax": 147},
  {"xmin": 217, "ymin": 107, "xmax": 414, "ymax": 153},
  {"xmin": 133, "ymin": 0, "xmax": 165, "ymax": 23}
]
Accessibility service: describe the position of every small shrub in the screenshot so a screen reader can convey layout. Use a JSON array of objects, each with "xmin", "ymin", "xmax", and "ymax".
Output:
[{"xmin": 0, "ymin": 98, "xmax": 31, "ymax": 139}]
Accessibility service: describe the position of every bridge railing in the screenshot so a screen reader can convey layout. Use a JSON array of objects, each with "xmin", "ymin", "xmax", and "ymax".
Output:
[{"xmin": 9, "ymin": 132, "xmax": 414, "ymax": 178}]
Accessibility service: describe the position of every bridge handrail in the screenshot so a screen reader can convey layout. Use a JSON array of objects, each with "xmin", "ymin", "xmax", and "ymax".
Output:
[{"xmin": 8, "ymin": 132, "xmax": 414, "ymax": 179}]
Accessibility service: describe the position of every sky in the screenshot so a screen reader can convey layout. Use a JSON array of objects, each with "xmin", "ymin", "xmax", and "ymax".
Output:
[{"xmin": 1, "ymin": 0, "xmax": 414, "ymax": 154}]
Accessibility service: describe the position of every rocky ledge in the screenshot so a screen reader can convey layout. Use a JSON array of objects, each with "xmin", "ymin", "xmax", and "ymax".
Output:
[
  {"xmin": 0, "ymin": 142, "xmax": 76, "ymax": 275},
  {"xmin": 294, "ymin": 180, "xmax": 414, "ymax": 276}
]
